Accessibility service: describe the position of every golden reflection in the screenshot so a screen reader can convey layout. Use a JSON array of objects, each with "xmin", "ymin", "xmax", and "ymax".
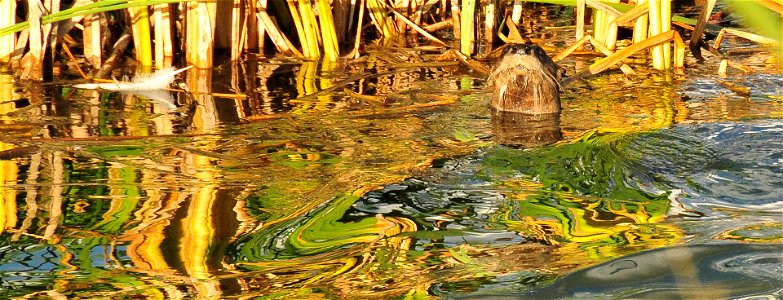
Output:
[
  {"xmin": 0, "ymin": 142, "xmax": 18, "ymax": 235},
  {"xmin": 188, "ymin": 68, "xmax": 219, "ymax": 131},
  {"xmin": 501, "ymin": 190, "xmax": 684, "ymax": 262},
  {"xmin": 44, "ymin": 151, "xmax": 65, "ymax": 239},
  {"xmin": 561, "ymin": 75, "xmax": 682, "ymax": 137},
  {"xmin": 292, "ymin": 61, "xmax": 337, "ymax": 113}
]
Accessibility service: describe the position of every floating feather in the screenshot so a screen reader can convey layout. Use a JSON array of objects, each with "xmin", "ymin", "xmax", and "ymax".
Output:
[{"xmin": 74, "ymin": 66, "xmax": 193, "ymax": 91}]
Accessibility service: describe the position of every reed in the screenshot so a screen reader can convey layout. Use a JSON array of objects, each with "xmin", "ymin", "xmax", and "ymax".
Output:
[
  {"xmin": 317, "ymin": 0, "xmax": 340, "ymax": 61},
  {"xmin": 367, "ymin": 0, "xmax": 396, "ymax": 43},
  {"xmin": 633, "ymin": 0, "xmax": 648, "ymax": 44},
  {"xmin": 83, "ymin": 11, "xmax": 101, "ymax": 68},
  {"xmin": 1, "ymin": 0, "xmax": 779, "ymax": 81},
  {"xmin": 128, "ymin": 2, "xmax": 153, "ymax": 67},
  {"xmin": 481, "ymin": 0, "xmax": 495, "ymax": 55},
  {"xmin": 648, "ymin": 0, "xmax": 665, "ymax": 70},
  {"xmin": 186, "ymin": 0, "xmax": 216, "ymax": 68},
  {"xmin": 153, "ymin": 3, "xmax": 173, "ymax": 68},
  {"xmin": 460, "ymin": 0, "xmax": 476, "ymax": 55},
  {"xmin": 298, "ymin": 0, "xmax": 322, "ymax": 59},
  {"xmin": 661, "ymin": 0, "xmax": 671, "ymax": 68}
]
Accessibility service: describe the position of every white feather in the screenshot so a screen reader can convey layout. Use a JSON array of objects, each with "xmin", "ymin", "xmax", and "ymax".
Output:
[{"xmin": 74, "ymin": 66, "xmax": 193, "ymax": 91}]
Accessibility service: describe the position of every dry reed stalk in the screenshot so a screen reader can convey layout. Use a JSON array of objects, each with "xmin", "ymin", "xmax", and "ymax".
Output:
[
  {"xmin": 590, "ymin": 36, "xmax": 635, "ymax": 74},
  {"xmin": 423, "ymin": 20, "xmax": 452, "ymax": 32},
  {"xmin": 186, "ymin": 1, "xmax": 216, "ymax": 68},
  {"xmin": 345, "ymin": 0, "xmax": 366, "ymax": 59},
  {"xmin": 604, "ymin": 0, "xmax": 620, "ymax": 50},
  {"xmin": 501, "ymin": 15, "xmax": 524, "ymax": 43},
  {"xmin": 575, "ymin": 0, "xmax": 585, "ymax": 43},
  {"xmin": 511, "ymin": 0, "xmax": 523, "ymax": 25},
  {"xmin": 256, "ymin": 0, "xmax": 267, "ymax": 52},
  {"xmin": 285, "ymin": 0, "xmax": 310, "ymax": 57},
  {"xmin": 688, "ymin": 0, "xmax": 715, "ymax": 60},
  {"xmin": 553, "ymin": 35, "xmax": 589, "ymax": 62},
  {"xmin": 672, "ymin": 29, "xmax": 685, "ymax": 73},
  {"xmin": 661, "ymin": 0, "xmax": 671, "ymax": 68},
  {"xmin": 0, "ymin": 0, "xmax": 15, "ymax": 63},
  {"xmin": 367, "ymin": 0, "xmax": 395, "ymax": 42},
  {"xmin": 83, "ymin": 12, "xmax": 101, "ymax": 68},
  {"xmin": 129, "ymin": 3, "xmax": 153, "ymax": 67},
  {"xmin": 586, "ymin": 0, "xmax": 620, "ymax": 46},
  {"xmin": 46, "ymin": 0, "xmax": 60, "ymax": 74},
  {"xmin": 395, "ymin": 0, "xmax": 410, "ymax": 45},
  {"xmin": 347, "ymin": 0, "xmax": 358, "ymax": 38},
  {"xmin": 245, "ymin": 0, "xmax": 258, "ymax": 51},
  {"xmin": 593, "ymin": 7, "xmax": 605, "ymax": 44},
  {"xmin": 20, "ymin": 0, "xmax": 45, "ymax": 80},
  {"xmin": 317, "ymin": 0, "xmax": 340, "ymax": 60},
  {"xmin": 450, "ymin": 0, "xmax": 460, "ymax": 48},
  {"xmin": 614, "ymin": 2, "xmax": 648, "ymax": 26},
  {"xmin": 648, "ymin": 0, "xmax": 665, "ymax": 70},
  {"xmin": 410, "ymin": 0, "xmax": 424, "ymax": 43},
  {"xmin": 585, "ymin": 30, "xmax": 682, "ymax": 77},
  {"xmin": 460, "ymin": 0, "xmax": 475, "ymax": 56},
  {"xmin": 299, "ymin": 0, "xmax": 322, "ymax": 59},
  {"xmin": 153, "ymin": 4, "xmax": 174, "ymax": 68},
  {"xmin": 230, "ymin": 0, "xmax": 242, "ymax": 61},
  {"xmin": 391, "ymin": 10, "xmax": 447, "ymax": 46},
  {"xmin": 481, "ymin": 0, "xmax": 495, "ymax": 56},
  {"xmin": 94, "ymin": 29, "xmax": 132, "ymax": 79},
  {"xmin": 258, "ymin": 10, "xmax": 303, "ymax": 57},
  {"xmin": 713, "ymin": 28, "xmax": 779, "ymax": 48},
  {"xmin": 60, "ymin": 42, "xmax": 89, "ymax": 78}
]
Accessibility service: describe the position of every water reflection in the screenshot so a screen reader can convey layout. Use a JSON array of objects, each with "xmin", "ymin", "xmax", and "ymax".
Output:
[
  {"xmin": 0, "ymin": 58, "xmax": 781, "ymax": 298},
  {"xmin": 491, "ymin": 111, "xmax": 562, "ymax": 147},
  {"xmin": 485, "ymin": 243, "xmax": 783, "ymax": 299}
]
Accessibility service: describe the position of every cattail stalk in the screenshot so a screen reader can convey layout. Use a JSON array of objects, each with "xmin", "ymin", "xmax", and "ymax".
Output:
[
  {"xmin": 83, "ymin": 12, "xmax": 101, "ymax": 68},
  {"xmin": 317, "ymin": 0, "xmax": 340, "ymax": 60},
  {"xmin": 460, "ymin": 0, "xmax": 475, "ymax": 56},
  {"xmin": 593, "ymin": 8, "xmax": 605, "ymax": 44},
  {"xmin": 153, "ymin": 3, "xmax": 173, "ymax": 68},
  {"xmin": 230, "ymin": 0, "xmax": 242, "ymax": 60},
  {"xmin": 576, "ymin": 0, "xmax": 585, "ymax": 43},
  {"xmin": 21, "ymin": 0, "xmax": 44, "ymax": 80},
  {"xmin": 368, "ymin": 0, "xmax": 395, "ymax": 42},
  {"xmin": 186, "ymin": 0, "xmax": 216, "ymax": 68},
  {"xmin": 482, "ymin": 0, "xmax": 495, "ymax": 56},
  {"xmin": 299, "ymin": 0, "xmax": 321, "ymax": 59},
  {"xmin": 511, "ymin": 0, "xmax": 523, "ymax": 25},
  {"xmin": 395, "ymin": 0, "xmax": 410, "ymax": 45},
  {"xmin": 633, "ymin": 0, "xmax": 648, "ymax": 44},
  {"xmin": 128, "ymin": 3, "xmax": 153, "ymax": 67},
  {"xmin": 450, "ymin": 0, "xmax": 460, "ymax": 48},
  {"xmin": 661, "ymin": 0, "xmax": 671, "ymax": 68},
  {"xmin": 604, "ymin": 0, "xmax": 619, "ymax": 50},
  {"xmin": 648, "ymin": 0, "xmax": 664, "ymax": 70}
]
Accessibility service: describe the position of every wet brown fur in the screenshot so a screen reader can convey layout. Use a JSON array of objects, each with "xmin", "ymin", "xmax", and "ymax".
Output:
[{"xmin": 488, "ymin": 44, "xmax": 563, "ymax": 115}]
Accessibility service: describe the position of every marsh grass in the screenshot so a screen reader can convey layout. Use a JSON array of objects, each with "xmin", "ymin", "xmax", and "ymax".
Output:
[{"xmin": 0, "ymin": 0, "xmax": 780, "ymax": 81}]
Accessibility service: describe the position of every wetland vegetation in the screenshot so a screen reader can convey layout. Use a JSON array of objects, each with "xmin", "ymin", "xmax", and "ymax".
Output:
[{"xmin": 0, "ymin": 0, "xmax": 782, "ymax": 298}]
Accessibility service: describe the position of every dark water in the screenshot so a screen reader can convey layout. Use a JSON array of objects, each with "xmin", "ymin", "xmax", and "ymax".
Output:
[
  {"xmin": 0, "ymin": 59, "xmax": 781, "ymax": 298},
  {"xmin": 350, "ymin": 119, "xmax": 783, "ymax": 298}
]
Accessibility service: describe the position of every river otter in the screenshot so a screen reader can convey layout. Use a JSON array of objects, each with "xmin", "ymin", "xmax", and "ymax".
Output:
[{"xmin": 488, "ymin": 44, "xmax": 563, "ymax": 115}]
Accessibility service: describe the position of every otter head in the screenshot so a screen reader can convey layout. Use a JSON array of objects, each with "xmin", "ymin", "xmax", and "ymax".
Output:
[{"xmin": 488, "ymin": 44, "xmax": 562, "ymax": 115}]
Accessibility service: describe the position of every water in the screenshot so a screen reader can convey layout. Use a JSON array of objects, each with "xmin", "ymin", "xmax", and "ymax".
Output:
[{"xmin": 0, "ymin": 56, "xmax": 781, "ymax": 298}]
